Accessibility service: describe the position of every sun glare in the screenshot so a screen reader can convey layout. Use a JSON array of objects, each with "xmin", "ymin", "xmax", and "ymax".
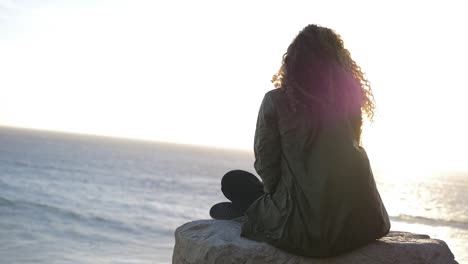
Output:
[{"xmin": 0, "ymin": 0, "xmax": 467, "ymax": 172}]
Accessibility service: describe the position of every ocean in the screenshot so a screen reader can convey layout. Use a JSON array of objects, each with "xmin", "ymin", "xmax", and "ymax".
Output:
[{"xmin": 0, "ymin": 127, "xmax": 466, "ymax": 263}]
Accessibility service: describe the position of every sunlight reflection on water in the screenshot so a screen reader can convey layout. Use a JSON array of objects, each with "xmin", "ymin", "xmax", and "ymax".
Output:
[{"xmin": 375, "ymin": 169, "xmax": 468, "ymax": 263}]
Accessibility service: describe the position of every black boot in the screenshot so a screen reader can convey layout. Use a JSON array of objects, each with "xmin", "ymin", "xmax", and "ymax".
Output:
[{"xmin": 209, "ymin": 202, "xmax": 244, "ymax": 220}]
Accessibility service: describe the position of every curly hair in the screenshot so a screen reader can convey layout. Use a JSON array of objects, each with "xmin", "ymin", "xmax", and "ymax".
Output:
[{"xmin": 272, "ymin": 24, "xmax": 375, "ymax": 126}]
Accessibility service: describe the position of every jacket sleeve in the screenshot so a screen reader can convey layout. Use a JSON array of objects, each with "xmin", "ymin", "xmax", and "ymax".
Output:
[{"xmin": 254, "ymin": 92, "xmax": 281, "ymax": 193}]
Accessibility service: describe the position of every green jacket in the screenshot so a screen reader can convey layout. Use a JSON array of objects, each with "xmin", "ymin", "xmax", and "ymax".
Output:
[{"xmin": 240, "ymin": 89, "xmax": 390, "ymax": 257}]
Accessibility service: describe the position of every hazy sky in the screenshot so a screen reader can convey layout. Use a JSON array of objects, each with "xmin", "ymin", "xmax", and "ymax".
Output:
[{"xmin": 1, "ymin": 0, "xmax": 467, "ymax": 173}]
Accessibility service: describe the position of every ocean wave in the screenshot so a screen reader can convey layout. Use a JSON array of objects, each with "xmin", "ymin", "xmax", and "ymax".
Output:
[
  {"xmin": 2, "ymin": 159, "xmax": 92, "ymax": 176},
  {"xmin": 390, "ymin": 214, "xmax": 468, "ymax": 230},
  {"xmin": 0, "ymin": 196, "xmax": 14, "ymax": 206},
  {"xmin": 0, "ymin": 196, "xmax": 174, "ymax": 236},
  {"xmin": 0, "ymin": 196, "xmax": 138, "ymax": 232}
]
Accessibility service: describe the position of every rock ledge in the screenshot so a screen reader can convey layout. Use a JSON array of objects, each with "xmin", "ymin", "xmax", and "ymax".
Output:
[{"xmin": 172, "ymin": 219, "xmax": 457, "ymax": 264}]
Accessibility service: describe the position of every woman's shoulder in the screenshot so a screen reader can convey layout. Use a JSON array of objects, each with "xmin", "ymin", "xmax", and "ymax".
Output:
[
  {"xmin": 264, "ymin": 88, "xmax": 287, "ymax": 104},
  {"xmin": 265, "ymin": 88, "xmax": 284, "ymax": 97},
  {"xmin": 262, "ymin": 88, "xmax": 292, "ymax": 116}
]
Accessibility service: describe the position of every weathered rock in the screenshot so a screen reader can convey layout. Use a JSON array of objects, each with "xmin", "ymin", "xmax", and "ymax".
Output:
[{"xmin": 172, "ymin": 219, "xmax": 458, "ymax": 264}]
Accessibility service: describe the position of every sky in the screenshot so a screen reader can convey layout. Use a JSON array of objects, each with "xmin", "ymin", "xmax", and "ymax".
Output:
[{"xmin": 1, "ymin": 0, "xmax": 467, "ymax": 174}]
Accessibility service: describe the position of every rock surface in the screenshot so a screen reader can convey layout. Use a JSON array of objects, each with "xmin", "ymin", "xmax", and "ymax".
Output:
[{"xmin": 173, "ymin": 219, "xmax": 458, "ymax": 264}]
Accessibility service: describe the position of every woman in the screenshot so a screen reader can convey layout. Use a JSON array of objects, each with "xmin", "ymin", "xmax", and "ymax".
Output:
[{"xmin": 210, "ymin": 24, "xmax": 390, "ymax": 258}]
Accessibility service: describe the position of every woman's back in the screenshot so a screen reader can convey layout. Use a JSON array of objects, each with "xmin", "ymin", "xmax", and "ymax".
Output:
[
  {"xmin": 240, "ymin": 88, "xmax": 390, "ymax": 257},
  {"xmin": 209, "ymin": 24, "xmax": 390, "ymax": 258}
]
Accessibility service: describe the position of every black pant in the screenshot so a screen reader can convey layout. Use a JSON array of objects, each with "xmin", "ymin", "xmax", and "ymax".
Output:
[{"xmin": 219, "ymin": 170, "xmax": 264, "ymax": 213}]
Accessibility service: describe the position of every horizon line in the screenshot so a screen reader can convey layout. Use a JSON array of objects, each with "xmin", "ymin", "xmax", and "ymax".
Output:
[{"xmin": 0, "ymin": 124, "xmax": 253, "ymax": 153}]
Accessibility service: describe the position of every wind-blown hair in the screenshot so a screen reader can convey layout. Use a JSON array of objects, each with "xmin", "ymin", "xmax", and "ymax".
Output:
[{"xmin": 272, "ymin": 24, "xmax": 375, "ymax": 136}]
